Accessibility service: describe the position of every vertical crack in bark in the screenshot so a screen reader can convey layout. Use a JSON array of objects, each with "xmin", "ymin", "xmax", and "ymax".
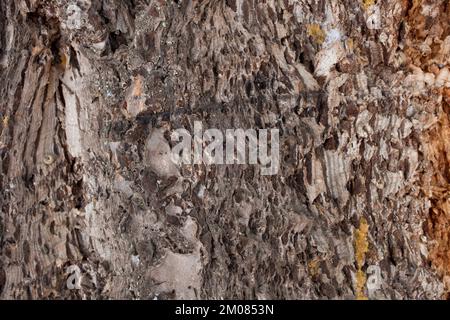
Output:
[{"xmin": 0, "ymin": 0, "xmax": 94, "ymax": 298}]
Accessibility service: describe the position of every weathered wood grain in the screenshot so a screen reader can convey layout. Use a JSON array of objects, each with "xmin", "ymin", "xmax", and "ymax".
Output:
[{"xmin": 0, "ymin": 0, "xmax": 448, "ymax": 299}]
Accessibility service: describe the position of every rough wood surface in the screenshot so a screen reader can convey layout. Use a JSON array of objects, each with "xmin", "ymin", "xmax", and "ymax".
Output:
[{"xmin": 0, "ymin": 0, "xmax": 448, "ymax": 299}]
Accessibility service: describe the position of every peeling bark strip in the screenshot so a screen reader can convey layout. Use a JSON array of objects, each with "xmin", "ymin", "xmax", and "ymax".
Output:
[{"xmin": 0, "ymin": 0, "xmax": 448, "ymax": 299}]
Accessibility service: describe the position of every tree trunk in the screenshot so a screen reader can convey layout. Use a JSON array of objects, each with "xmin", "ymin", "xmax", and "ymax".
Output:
[{"xmin": 0, "ymin": 0, "xmax": 448, "ymax": 299}]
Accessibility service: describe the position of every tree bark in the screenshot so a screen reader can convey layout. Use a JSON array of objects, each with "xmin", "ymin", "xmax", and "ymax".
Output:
[{"xmin": 0, "ymin": 0, "xmax": 448, "ymax": 299}]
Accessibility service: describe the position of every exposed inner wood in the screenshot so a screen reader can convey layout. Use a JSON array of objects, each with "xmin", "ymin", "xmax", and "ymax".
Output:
[{"xmin": 403, "ymin": 0, "xmax": 450, "ymax": 297}]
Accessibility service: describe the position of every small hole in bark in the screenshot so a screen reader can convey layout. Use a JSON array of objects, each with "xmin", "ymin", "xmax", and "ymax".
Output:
[{"xmin": 109, "ymin": 31, "xmax": 128, "ymax": 53}]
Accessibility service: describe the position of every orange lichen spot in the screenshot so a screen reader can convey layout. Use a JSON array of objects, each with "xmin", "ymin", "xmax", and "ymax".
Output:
[
  {"xmin": 307, "ymin": 24, "xmax": 325, "ymax": 45},
  {"xmin": 354, "ymin": 217, "xmax": 369, "ymax": 300}
]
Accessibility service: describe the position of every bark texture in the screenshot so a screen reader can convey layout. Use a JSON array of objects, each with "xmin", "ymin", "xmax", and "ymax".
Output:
[{"xmin": 0, "ymin": 0, "xmax": 448, "ymax": 299}]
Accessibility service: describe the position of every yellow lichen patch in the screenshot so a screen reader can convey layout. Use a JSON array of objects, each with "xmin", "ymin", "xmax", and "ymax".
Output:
[
  {"xmin": 346, "ymin": 38, "xmax": 354, "ymax": 51},
  {"xmin": 307, "ymin": 24, "xmax": 325, "ymax": 45},
  {"xmin": 59, "ymin": 52, "xmax": 68, "ymax": 70},
  {"xmin": 355, "ymin": 270, "xmax": 368, "ymax": 300},
  {"xmin": 355, "ymin": 218, "xmax": 369, "ymax": 267},
  {"xmin": 2, "ymin": 115, "xmax": 9, "ymax": 127},
  {"xmin": 308, "ymin": 258, "xmax": 320, "ymax": 277},
  {"xmin": 362, "ymin": 0, "xmax": 375, "ymax": 10},
  {"xmin": 354, "ymin": 217, "xmax": 369, "ymax": 300}
]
